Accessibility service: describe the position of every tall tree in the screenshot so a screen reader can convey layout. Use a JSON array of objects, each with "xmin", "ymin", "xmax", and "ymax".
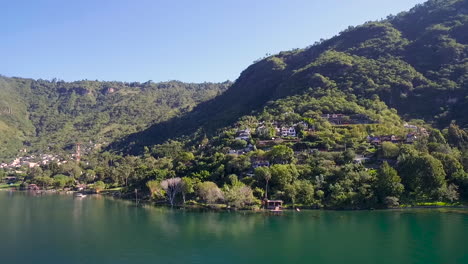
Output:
[
  {"xmin": 254, "ymin": 166, "xmax": 272, "ymax": 199},
  {"xmin": 376, "ymin": 162, "xmax": 404, "ymax": 206}
]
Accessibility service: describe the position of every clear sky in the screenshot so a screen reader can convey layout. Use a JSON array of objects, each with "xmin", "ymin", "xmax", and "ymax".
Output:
[{"xmin": 2, "ymin": 0, "xmax": 426, "ymax": 83}]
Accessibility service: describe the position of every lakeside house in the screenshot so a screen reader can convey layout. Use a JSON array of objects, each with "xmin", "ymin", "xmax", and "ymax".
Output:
[{"xmin": 266, "ymin": 200, "xmax": 283, "ymax": 210}]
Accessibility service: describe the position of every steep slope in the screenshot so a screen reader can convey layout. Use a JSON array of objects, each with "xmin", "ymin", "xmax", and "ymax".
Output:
[
  {"xmin": 114, "ymin": 0, "xmax": 468, "ymax": 154},
  {"xmin": 0, "ymin": 78, "xmax": 35, "ymax": 159},
  {"xmin": 0, "ymin": 76, "xmax": 230, "ymax": 161}
]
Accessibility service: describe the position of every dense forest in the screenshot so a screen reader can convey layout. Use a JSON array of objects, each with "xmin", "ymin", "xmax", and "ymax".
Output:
[
  {"xmin": 0, "ymin": 77, "xmax": 230, "ymax": 161},
  {"xmin": 2, "ymin": 0, "xmax": 468, "ymax": 210}
]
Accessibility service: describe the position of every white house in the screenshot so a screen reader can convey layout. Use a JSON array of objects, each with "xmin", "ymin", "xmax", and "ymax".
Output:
[{"xmin": 281, "ymin": 127, "xmax": 296, "ymax": 137}]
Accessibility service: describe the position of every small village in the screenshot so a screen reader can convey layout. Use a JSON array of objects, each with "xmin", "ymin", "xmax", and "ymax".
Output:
[
  {"xmin": 225, "ymin": 112, "xmax": 428, "ymax": 164},
  {"xmin": 0, "ymin": 154, "xmax": 67, "ymax": 170}
]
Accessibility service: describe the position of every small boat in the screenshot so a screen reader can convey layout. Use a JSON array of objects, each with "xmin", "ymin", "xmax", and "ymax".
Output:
[{"xmin": 74, "ymin": 193, "xmax": 87, "ymax": 198}]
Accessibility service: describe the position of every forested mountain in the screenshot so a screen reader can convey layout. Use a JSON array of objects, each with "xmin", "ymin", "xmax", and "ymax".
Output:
[
  {"xmin": 3, "ymin": 0, "xmax": 468, "ymax": 210},
  {"xmin": 0, "ymin": 77, "xmax": 230, "ymax": 161},
  {"xmin": 114, "ymin": 0, "xmax": 468, "ymax": 154}
]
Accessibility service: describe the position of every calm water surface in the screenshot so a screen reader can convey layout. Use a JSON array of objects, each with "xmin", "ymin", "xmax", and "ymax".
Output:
[{"xmin": 0, "ymin": 191, "xmax": 467, "ymax": 264}]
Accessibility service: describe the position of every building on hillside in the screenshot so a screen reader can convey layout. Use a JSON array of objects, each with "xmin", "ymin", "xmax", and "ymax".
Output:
[
  {"xmin": 252, "ymin": 160, "xmax": 270, "ymax": 169},
  {"xmin": 406, "ymin": 133, "xmax": 418, "ymax": 144},
  {"xmin": 235, "ymin": 128, "xmax": 251, "ymax": 141},
  {"xmin": 367, "ymin": 135, "xmax": 403, "ymax": 145},
  {"xmin": 321, "ymin": 114, "xmax": 347, "ymax": 125},
  {"xmin": 280, "ymin": 127, "xmax": 296, "ymax": 137}
]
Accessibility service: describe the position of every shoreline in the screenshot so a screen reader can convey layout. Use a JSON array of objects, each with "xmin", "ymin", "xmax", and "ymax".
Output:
[{"xmin": 3, "ymin": 188, "xmax": 467, "ymax": 212}]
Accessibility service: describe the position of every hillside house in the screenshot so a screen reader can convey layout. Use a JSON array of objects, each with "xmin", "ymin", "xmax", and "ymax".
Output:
[
  {"xmin": 235, "ymin": 129, "xmax": 251, "ymax": 141},
  {"xmin": 252, "ymin": 160, "xmax": 270, "ymax": 168},
  {"xmin": 322, "ymin": 114, "xmax": 347, "ymax": 125},
  {"xmin": 280, "ymin": 127, "xmax": 296, "ymax": 137},
  {"xmin": 367, "ymin": 135, "xmax": 403, "ymax": 145},
  {"xmin": 406, "ymin": 133, "xmax": 418, "ymax": 144}
]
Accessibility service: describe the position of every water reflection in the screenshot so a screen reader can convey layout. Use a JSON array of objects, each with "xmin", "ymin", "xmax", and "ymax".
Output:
[{"xmin": 1, "ymin": 192, "xmax": 468, "ymax": 264}]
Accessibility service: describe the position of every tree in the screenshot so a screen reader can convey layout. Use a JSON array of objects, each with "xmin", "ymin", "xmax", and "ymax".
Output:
[
  {"xmin": 146, "ymin": 180, "xmax": 164, "ymax": 199},
  {"xmin": 33, "ymin": 176, "xmax": 53, "ymax": 189},
  {"xmin": 226, "ymin": 155, "xmax": 251, "ymax": 175},
  {"xmin": 116, "ymin": 163, "xmax": 133, "ymax": 187},
  {"xmin": 375, "ymin": 162, "xmax": 404, "ymax": 206},
  {"xmin": 180, "ymin": 177, "xmax": 195, "ymax": 204},
  {"xmin": 191, "ymin": 170, "xmax": 210, "ymax": 181},
  {"xmin": 447, "ymin": 123, "xmax": 468, "ymax": 149},
  {"xmin": 284, "ymin": 183, "xmax": 299, "ymax": 205},
  {"xmin": 27, "ymin": 166, "xmax": 43, "ymax": 179},
  {"xmin": 254, "ymin": 166, "xmax": 271, "ymax": 199},
  {"xmin": 342, "ymin": 149, "xmax": 356, "ymax": 164},
  {"xmin": 81, "ymin": 169, "xmax": 96, "ymax": 183},
  {"xmin": 161, "ymin": 177, "xmax": 183, "ymax": 206},
  {"xmin": 222, "ymin": 175, "xmax": 255, "ymax": 208},
  {"xmin": 399, "ymin": 153, "xmax": 446, "ymax": 198},
  {"xmin": 267, "ymin": 145, "xmax": 294, "ymax": 164},
  {"xmin": 93, "ymin": 181, "xmax": 106, "ymax": 193},
  {"xmin": 231, "ymin": 139, "xmax": 248, "ymax": 149},
  {"xmin": 53, "ymin": 174, "xmax": 74, "ymax": 189},
  {"xmin": 432, "ymin": 152, "xmax": 466, "ymax": 182},
  {"xmin": 381, "ymin": 142, "xmax": 400, "ymax": 159},
  {"xmin": 196, "ymin": 181, "xmax": 223, "ymax": 204},
  {"xmin": 296, "ymin": 180, "xmax": 315, "ymax": 206},
  {"xmin": 62, "ymin": 163, "xmax": 82, "ymax": 179},
  {"xmin": 176, "ymin": 152, "xmax": 195, "ymax": 164},
  {"xmin": 270, "ymin": 164, "xmax": 299, "ymax": 191},
  {"xmin": 438, "ymin": 184, "xmax": 459, "ymax": 202},
  {"xmin": 151, "ymin": 140, "xmax": 184, "ymax": 158}
]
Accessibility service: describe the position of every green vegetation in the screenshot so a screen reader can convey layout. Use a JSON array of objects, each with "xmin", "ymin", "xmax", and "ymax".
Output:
[
  {"xmin": 7, "ymin": 91, "xmax": 468, "ymax": 209},
  {"xmin": 114, "ymin": 0, "xmax": 468, "ymax": 152},
  {"xmin": 0, "ymin": 77, "xmax": 230, "ymax": 161},
  {"xmin": 2, "ymin": 0, "xmax": 468, "ymax": 210}
]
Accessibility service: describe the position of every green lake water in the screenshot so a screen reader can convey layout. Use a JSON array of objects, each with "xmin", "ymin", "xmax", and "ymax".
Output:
[{"xmin": 0, "ymin": 191, "xmax": 467, "ymax": 264}]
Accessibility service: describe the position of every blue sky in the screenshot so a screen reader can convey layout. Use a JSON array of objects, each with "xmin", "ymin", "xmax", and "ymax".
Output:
[{"xmin": 2, "ymin": 0, "xmax": 425, "ymax": 83}]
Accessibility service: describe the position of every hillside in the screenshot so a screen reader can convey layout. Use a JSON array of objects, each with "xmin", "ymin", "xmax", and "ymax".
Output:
[
  {"xmin": 114, "ymin": 0, "xmax": 468, "ymax": 154},
  {"xmin": 0, "ymin": 76, "xmax": 230, "ymax": 161},
  {"xmin": 3, "ymin": 0, "xmax": 468, "ymax": 210}
]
